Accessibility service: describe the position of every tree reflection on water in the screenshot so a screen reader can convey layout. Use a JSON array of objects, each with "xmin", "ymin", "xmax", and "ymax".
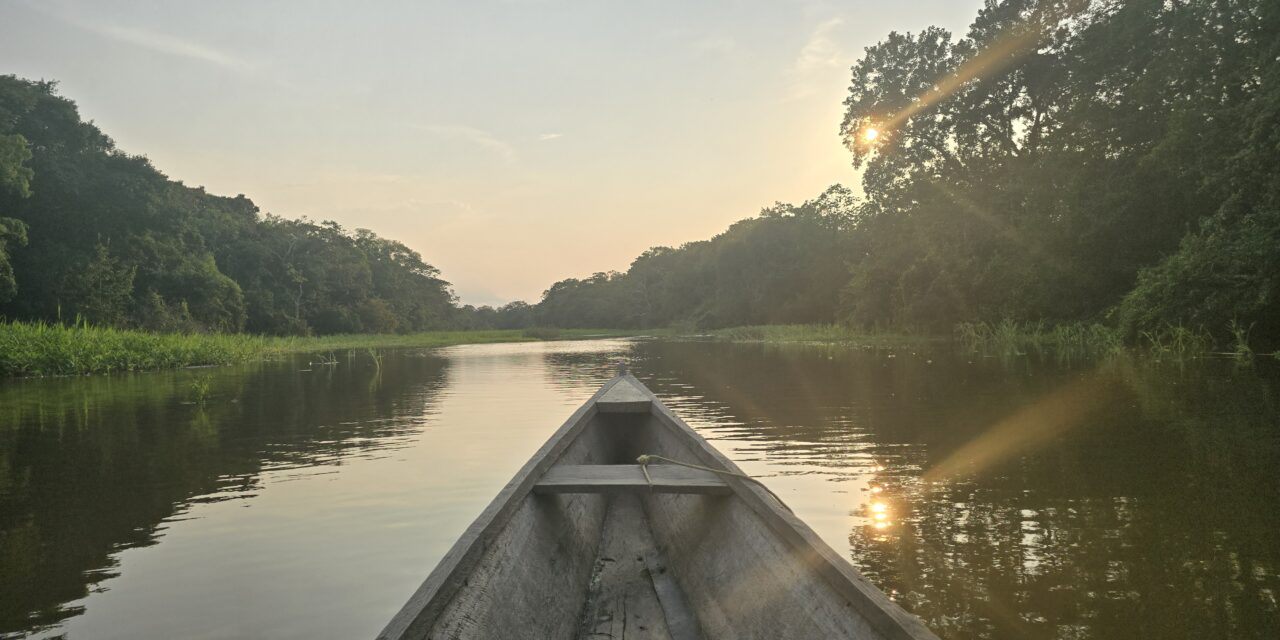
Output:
[
  {"xmin": 0, "ymin": 351, "xmax": 450, "ymax": 635},
  {"xmin": 1, "ymin": 340, "xmax": 1276, "ymax": 640},
  {"xmin": 634, "ymin": 341, "xmax": 1280, "ymax": 640}
]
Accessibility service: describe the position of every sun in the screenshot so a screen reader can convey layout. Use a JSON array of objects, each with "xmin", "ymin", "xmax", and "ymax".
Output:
[{"xmin": 863, "ymin": 127, "xmax": 880, "ymax": 143}]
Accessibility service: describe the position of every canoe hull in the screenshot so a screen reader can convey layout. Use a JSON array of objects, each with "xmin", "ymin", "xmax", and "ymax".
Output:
[{"xmin": 377, "ymin": 375, "xmax": 938, "ymax": 640}]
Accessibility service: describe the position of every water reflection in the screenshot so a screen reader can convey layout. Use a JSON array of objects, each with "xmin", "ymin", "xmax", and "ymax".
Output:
[
  {"xmin": 0, "ymin": 339, "xmax": 1277, "ymax": 640},
  {"xmin": 0, "ymin": 350, "xmax": 450, "ymax": 636},
  {"xmin": 630, "ymin": 341, "xmax": 1280, "ymax": 640}
]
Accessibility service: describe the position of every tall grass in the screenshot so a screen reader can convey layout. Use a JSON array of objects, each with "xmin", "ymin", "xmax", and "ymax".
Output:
[
  {"xmin": 955, "ymin": 320, "xmax": 1123, "ymax": 357},
  {"xmin": 1137, "ymin": 324, "xmax": 1215, "ymax": 357},
  {"xmin": 0, "ymin": 322, "xmax": 646, "ymax": 377},
  {"xmin": 675, "ymin": 321, "xmax": 1238, "ymax": 360},
  {"xmin": 704, "ymin": 324, "xmax": 936, "ymax": 347},
  {"xmin": 0, "ymin": 320, "xmax": 269, "ymax": 377},
  {"xmin": 1227, "ymin": 319, "xmax": 1254, "ymax": 360}
]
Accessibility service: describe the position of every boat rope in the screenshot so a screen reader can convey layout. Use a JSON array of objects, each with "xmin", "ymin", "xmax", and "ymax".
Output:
[{"xmin": 636, "ymin": 454, "xmax": 792, "ymax": 513}]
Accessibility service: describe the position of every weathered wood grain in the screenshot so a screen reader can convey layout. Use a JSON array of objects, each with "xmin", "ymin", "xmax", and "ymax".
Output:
[
  {"xmin": 596, "ymin": 378, "xmax": 653, "ymax": 413},
  {"xmin": 642, "ymin": 539, "xmax": 704, "ymax": 640},
  {"xmin": 534, "ymin": 465, "xmax": 731, "ymax": 495},
  {"xmin": 575, "ymin": 495, "xmax": 675, "ymax": 640}
]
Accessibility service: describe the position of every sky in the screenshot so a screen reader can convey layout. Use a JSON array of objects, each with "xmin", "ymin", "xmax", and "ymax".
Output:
[{"xmin": 1, "ymin": 0, "xmax": 982, "ymax": 306}]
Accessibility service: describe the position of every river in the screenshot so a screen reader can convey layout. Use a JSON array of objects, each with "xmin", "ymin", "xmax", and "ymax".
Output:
[{"xmin": 1, "ymin": 339, "xmax": 1277, "ymax": 639}]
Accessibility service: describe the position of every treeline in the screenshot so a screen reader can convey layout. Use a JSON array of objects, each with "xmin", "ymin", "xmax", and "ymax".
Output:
[
  {"xmin": 510, "ymin": 0, "xmax": 1280, "ymax": 349},
  {"xmin": 4, "ymin": 0, "xmax": 1278, "ymax": 349},
  {"xmin": 0, "ymin": 76, "xmax": 457, "ymax": 335},
  {"xmin": 533, "ymin": 186, "xmax": 858, "ymax": 329}
]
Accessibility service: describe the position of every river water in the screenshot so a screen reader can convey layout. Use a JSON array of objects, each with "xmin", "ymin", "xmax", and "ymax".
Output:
[{"xmin": 0, "ymin": 339, "xmax": 1276, "ymax": 639}]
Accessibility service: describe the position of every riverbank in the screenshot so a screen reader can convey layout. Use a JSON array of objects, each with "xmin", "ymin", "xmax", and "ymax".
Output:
[
  {"xmin": 699, "ymin": 321, "xmax": 1272, "ymax": 360},
  {"xmin": 0, "ymin": 322, "xmax": 643, "ymax": 377},
  {"xmin": 702, "ymin": 324, "xmax": 938, "ymax": 348},
  {"xmin": 5, "ymin": 320, "xmax": 1267, "ymax": 378}
]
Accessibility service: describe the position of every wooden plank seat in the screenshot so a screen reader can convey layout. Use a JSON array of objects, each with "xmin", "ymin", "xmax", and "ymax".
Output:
[
  {"xmin": 595, "ymin": 381, "xmax": 653, "ymax": 413},
  {"xmin": 533, "ymin": 464, "xmax": 731, "ymax": 495}
]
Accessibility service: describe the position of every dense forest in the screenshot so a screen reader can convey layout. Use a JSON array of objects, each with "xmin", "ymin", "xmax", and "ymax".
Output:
[
  {"xmin": 526, "ymin": 0, "xmax": 1280, "ymax": 348},
  {"xmin": 3, "ymin": 0, "xmax": 1279, "ymax": 348},
  {"xmin": 0, "ymin": 76, "xmax": 457, "ymax": 335}
]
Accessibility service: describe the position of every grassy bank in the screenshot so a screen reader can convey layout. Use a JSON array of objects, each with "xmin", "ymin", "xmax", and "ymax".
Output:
[
  {"xmin": 0, "ymin": 322, "xmax": 642, "ymax": 377},
  {"xmin": 700, "ymin": 321, "xmax": 1271, "ymax": 360},
  {"xmin": 955, "ymin": 319, "xmax": 1272, "ymax": 359},
  {"xmin": 702, "ymin": 324, "xmax": 938, "ymax": 348},
  {"xmin": 954, "ymin": 320, "xmax": 1124, "ymax": 356},
  {"xmin": 703, "ymin": 321, "xmax": 1121, "ymax": 354}
]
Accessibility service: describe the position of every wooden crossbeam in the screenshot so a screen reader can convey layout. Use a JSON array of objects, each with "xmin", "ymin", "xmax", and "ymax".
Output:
[
  {"xmin": 596, "ymin": 379, "xmax": 653, "ymax": 414},
  {"xmin": 533, "ymin": 465, "xmax": 731, "ymax": 495}
]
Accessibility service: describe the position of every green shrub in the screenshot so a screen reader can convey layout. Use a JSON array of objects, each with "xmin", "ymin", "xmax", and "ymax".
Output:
[{"xmin": 1117, "ymin": 209, "xmax": 1280, "ymax": 351}]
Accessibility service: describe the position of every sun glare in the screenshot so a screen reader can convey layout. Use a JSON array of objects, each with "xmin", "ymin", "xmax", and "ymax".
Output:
[
  {"xmin": 863, "ymin": 127, "xmax": 880, "ymax": 143},
  {"xmin": 867, "ymin": 500, "xmax": 892, "ymax": 529}
]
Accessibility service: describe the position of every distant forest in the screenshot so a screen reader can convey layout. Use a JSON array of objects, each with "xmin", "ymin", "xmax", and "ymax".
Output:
[
  {"xmin": 2, "ymin": 0, "xmax": 1277, "ymax": 347},
  {"xmin": 529, "ymin": 0, "xmax": 1280, "ymax": 346}
]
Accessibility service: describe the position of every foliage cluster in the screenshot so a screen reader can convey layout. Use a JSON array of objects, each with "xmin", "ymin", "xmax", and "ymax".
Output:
[
  {"xmin": 4, "ymin": 0, "xmax": 1278, "ymax": 353},
  {"xmin": 516, "ymin": 0, "xmax": 1280, "ymax": 351},
  {"xmin": 0, "ymin": 77, "xmax": 456, "ymax": 336},
  {"xmin": 535, "ymin": 186, "xmax": 858, "ymax": 329}
]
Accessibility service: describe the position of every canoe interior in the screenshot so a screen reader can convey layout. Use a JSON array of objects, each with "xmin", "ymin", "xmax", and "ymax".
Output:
[{"xmin": 378, "ymin": 376, "xmax": 937, "ymax": 640}]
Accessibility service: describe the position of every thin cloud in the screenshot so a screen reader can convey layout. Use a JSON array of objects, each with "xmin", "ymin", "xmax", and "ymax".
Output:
[
  {"xmin": 795, "ymin": 18, "xmax": 845, "ymax": 73},
  {"xmin": 788, "ymin": 17, "xmax": 846, "ymax": 101},
  {"xmin": 538, "ymin": 133, "xmax": 563, "ymax": 141},
  {"xmin": 412, "ymin": 124, "xmax": 518, "ymax": 163},
  {"xmin": 27, "ymin": 1, "xmax": 255, "ymax": 73}
]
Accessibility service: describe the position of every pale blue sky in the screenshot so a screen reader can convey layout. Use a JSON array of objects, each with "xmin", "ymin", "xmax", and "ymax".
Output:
[{"xmin": 2, "ymin": 0, "xmax": 982, "ymax": 305}]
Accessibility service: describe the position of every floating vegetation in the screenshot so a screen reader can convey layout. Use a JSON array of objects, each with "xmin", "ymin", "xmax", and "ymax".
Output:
[{"xmin": 189, "ymin": 376, "xmax": 212, "ymax": 406}]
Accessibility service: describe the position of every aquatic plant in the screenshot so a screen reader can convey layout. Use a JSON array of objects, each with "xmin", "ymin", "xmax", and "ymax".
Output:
[
  {"xmin": 954, "ymin": 320, "xmax": 1122, "ymax": 357},
  {"xmin": 1139, "ymin": 324, "xmax": 1214, "ymax": 357},
  {"xmin": 189, "ymin": 376, "xmax": 212, "ymax": 405},
  {"xmin": 1228, "ymin": 319, "xmax": 1254, "ymax": 360},
  {"xmin": 704, "ymin": 324, "xmax": 932, "ymax": 347}
]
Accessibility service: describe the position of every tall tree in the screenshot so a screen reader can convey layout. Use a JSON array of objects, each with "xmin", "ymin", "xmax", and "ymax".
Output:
[{"xmin": 0, "ymin": 132, "xmax": 32, "ymax": 303}]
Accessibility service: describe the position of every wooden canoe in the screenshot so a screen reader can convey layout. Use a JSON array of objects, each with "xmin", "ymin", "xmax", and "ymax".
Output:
[{"xmin": 377, "ymin": 372, "xmax": 939, "ymax": 640}]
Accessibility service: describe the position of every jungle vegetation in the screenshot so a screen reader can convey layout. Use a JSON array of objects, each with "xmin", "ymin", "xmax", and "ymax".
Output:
[
  {"xmin": 2, "ymin": 0, "xmax": 1277, "ymax": 353},
  {"xmin": 527, "ymin": 0, "xmax": 1280, "ymax": 350},
  {"xmin": 0, "ymin": 75, "xmax": 456, "ymax": 336}
]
